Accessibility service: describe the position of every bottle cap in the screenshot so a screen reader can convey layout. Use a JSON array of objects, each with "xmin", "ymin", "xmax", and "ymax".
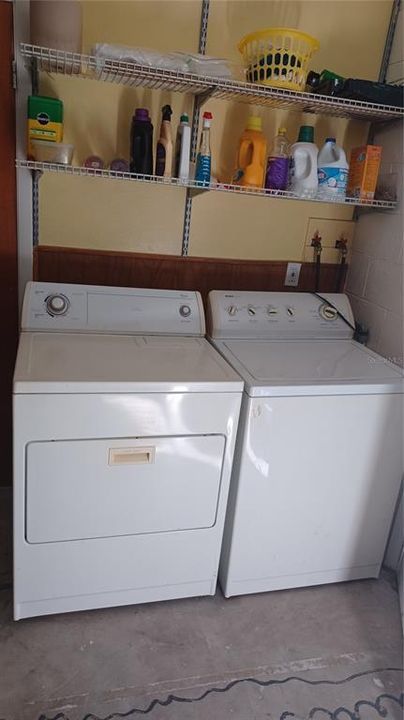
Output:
[
  {"xmin": 297, "ymin": 125, "xmax": 314, "ymax": 142},
  {"xmin": 203, "ymin": 112, "xmax": 213, "ymax": 119},
  {"xmin": 325, "ymin": 137, "xmax": 336, "ymax": 143},
  {"xmin": 246, "ymin": 116, "xmax": 262, "ymax": 131},
  {"xmin": 135, "ymin": 108, "xmax": 150, "ymax": 121},
  {"xmin": 180, "ymin": 114, "xmax": 189, "ymax": 122}
]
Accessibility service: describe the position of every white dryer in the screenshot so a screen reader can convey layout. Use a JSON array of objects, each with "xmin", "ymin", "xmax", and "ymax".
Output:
[
  {"xmin": 208, "ymin": 291, "xmax": 403, "ymax": 598},
  {"xmin": 13, "ymin": 282, "xmax": 243, "ymax": 619}
]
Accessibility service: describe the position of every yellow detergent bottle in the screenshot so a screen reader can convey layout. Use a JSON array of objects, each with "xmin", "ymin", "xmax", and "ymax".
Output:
[{"xmin": 235, "ymin": 116, "xmax": 267, "ymax": 188}]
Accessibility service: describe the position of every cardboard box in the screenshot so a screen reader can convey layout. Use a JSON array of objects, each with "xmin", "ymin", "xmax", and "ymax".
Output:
[
  {"xmin": 27, "ymin": 95, "xmax": 63, "ymax": 159},
  {"xmin": 347, "ymin": 145, "xmax": 382, "ymax": 200}
]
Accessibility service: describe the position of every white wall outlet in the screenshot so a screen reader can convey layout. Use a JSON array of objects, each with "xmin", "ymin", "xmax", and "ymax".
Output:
[{"xmin": 284, "ymin": 262, "xmax": 302, "ymax": 287}]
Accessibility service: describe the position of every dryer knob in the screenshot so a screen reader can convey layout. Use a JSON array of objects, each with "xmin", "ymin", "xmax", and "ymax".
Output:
[
  {"xmin": 179, "ymin": 304, "xmax": 191, "ymax": 317},
  {"xmin": 46, "ymin": 294, "xmax": 69, "ymax": 316},
  {"xmin": 227, "ymin": 305, "xmax": 237, "ymax": 316},
  {"xmin": 248, "ymin": 306, "xmax": 256, "ymax": 316}
]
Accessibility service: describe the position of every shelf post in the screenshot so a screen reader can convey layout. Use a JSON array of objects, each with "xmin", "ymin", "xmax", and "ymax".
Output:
[{"xmin": 181, "ymin": 0, "xmax": 210, "ymax": 257}]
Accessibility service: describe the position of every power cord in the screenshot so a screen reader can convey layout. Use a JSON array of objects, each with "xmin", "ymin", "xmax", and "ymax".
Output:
[{"xmin": 35, "ymin": 667, "xmax": 403, "ymax": 720}]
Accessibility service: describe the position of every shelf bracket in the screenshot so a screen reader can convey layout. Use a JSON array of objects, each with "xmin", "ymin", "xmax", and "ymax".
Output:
[
  {"xmin": 32, "ymin": 169, "xmax": 42, "ymax": 247},
  {"xmin": 181, "ymin": 0, "xmax": 210, "ymax": 257},
  {"xmin": 31, "ymin": 56, "xmax": 39, "ymax": 96},
  {"xmin": 195, "ymin": 87, "xmax": 215, "ymax": 107}
]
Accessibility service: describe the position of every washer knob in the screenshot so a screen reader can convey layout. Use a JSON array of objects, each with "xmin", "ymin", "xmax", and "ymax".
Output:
[
  {"xmin": 320, "ymin": 304, "xmax": 338, "ymax": 321},
  {"xmin": 46, "ymin": 294, "xmax": 69, "ymax": 316},
  {"xmin": 227, "ymin": 305, "xmax": 237, "ymax": 316},
  {"xmin": 248, "ymin": 306, "xmax": 256, "ymax": 316},
  {"xmin": 179, "ymin": 304, "xmax": 191, "ymax": 317}
]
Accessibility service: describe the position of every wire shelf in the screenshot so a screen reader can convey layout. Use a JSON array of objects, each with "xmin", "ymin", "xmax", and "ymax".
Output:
[
  {"xmin": 21, "ymin": 44, "xmax": 404, "ymax": 122},
  {"xmin": 16, "ymin": 160, "xmax": 398, "ymax": 210}
]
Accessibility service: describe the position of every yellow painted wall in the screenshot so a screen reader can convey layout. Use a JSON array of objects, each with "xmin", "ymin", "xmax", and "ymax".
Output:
[{"xmin": 39, "ymin": 0, "xmax": 392, "ymax": 260}]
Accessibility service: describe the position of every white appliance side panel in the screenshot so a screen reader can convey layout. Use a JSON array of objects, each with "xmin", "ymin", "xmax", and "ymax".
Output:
[
  {"xmin": 220, "ymin": 393, "xmax": 403, "ymax": 596},
  {"xmin": 13, "ymin": 392, "xmax": 242, "ymax": 618},
  {"xmin": 26, "ymin": 435, "xmax": 225, "ymax": 543}
]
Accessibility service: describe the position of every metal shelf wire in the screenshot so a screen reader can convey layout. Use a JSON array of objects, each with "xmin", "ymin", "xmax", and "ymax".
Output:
[
  {"xmin": 21, "ymin": 44, "xmax": 404, "ymax": 122},
  {"xmin": 15, "ymin": 160, "xmax": 398, "ymax": 210}
]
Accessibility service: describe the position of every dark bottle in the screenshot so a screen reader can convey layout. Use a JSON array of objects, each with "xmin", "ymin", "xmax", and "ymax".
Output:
[{"xmin": 130, "ymin": 108, "xmax": 153, "ymax": 175}]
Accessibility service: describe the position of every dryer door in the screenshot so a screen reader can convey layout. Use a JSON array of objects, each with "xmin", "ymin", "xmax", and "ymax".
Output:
[{"xmin": 26, "ymin": 435, "xmax": 225, "ymax": 543}]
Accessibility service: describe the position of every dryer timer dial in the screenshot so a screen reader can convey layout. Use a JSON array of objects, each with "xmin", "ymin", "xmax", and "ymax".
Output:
[{"xmin": 46, "ymin": 294, "xmax": 70, "ymax": 316}]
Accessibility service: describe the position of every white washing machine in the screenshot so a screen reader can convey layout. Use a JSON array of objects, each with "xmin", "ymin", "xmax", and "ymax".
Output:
[
  {"xmin": 208, "ymin": 291, "xmax": 403, "ymax": 598},
  {"xmin": 13, "ymin": 282, "xmax": 243, "ymax": 619}
]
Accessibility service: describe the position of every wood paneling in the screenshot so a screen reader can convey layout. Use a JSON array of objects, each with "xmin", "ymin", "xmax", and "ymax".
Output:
[
  {"xmin": 34, "ymin": 246, "xmax": 348, "ymax": 301},
  {"xmin": 0, "ymin": 2, "xmax": 18, "ymax": 486}
]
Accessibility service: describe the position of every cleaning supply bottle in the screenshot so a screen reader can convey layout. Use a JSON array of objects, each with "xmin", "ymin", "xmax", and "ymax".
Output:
[
  {"xmin": 317, "ymin": 137, "xmax": 349, "ymax": 200},
  {"xmin": 265, "ymin": 127, "xmax": 290, "ymax": 191},
  {"xmin": 130, "ymin": 108, "xmax": 153, "ymax": 175},
  {"xmin": 290, "ymin": 125, "xmax": 319, "ymax": 198},
  {"xmin": 235, "ymin": 116, "xmax": 267, "ymax": 188},
  {"xmin": 195, "ymin": 111, "xmax": 213, "ymax": 185},
  {"xmin": 175, "ymin": 113, "xmax": 191, "ymax": 181},
  {"xmin": 155, "ymin": 104, "xmax": 173, "ymax": 177}
]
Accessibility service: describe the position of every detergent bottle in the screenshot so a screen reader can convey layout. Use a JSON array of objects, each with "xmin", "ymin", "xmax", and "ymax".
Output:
[
  {"xmin": 235, "ymin": 116, "xmax": 267, "ymax": 188},
  {"xmin": 317, "ymin": 137, "xmax": 349, "ymax": 199},
  {"xmin": 130, "ymin": 108, "xmax": 153, "ymax": 175},
  {"xmin": 290, "ymin": 125, "xmax": 319, "ymax": 198}
]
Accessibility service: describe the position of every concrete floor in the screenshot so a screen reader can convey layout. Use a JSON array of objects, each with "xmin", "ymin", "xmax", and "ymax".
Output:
[{"xmin": 0, "ymin": 488, "xmax": 402, "ymax": 720}]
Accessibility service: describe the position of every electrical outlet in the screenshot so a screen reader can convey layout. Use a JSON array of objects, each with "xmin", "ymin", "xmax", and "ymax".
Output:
[{"xmin": 284, "ymin": 262, "xmax": 301, "ymax": 287}]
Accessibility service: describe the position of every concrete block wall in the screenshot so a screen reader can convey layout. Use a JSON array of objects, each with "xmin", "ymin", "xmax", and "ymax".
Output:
[{"xmin": 346, "ymin": 5, "xmax": 403, "ymax": 579}]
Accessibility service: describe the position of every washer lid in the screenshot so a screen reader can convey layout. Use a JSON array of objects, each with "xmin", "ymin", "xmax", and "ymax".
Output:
[
  {"xmin": 14, "ymin": 333, "xmax": 243, "ymax": 394},
  {"xmin": 214, "ymin": 339, "xmax": 403, "ymax": 397}
]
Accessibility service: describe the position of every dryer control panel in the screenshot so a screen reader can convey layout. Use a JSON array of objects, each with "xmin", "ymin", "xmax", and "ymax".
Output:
[
  {"xmin": 208, "ymin": 291, "xmax": 355, "ymax": 340},
  {"xmin": 21, "ymin": 282, "xmax": 206, "ymax": 336}
]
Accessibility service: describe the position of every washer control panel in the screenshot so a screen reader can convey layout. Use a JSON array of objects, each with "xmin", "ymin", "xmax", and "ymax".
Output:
[
  {"xmin": 21, "ymin": 282, "xmax": 205, "ymax": 335},
  {"xmin": 208, "ymin": 291, "xmax": 355, "ymax": 340}
]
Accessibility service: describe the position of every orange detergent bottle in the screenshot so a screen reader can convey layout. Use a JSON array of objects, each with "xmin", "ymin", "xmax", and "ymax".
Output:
[{"xmin": 234, "ymin": 117, "xmax": 267, "ymax": 188}]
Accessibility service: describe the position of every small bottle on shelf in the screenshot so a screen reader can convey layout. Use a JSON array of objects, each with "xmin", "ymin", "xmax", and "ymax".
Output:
[
  {"xmin": 195, "ymin": 111, "xmax": 213, "ymax": 185},
  {"xmin": 175, "ymin": 113, "xmax": 191, "ymax": 181},
  {"xmin": 155, "ymin": 104, "xmax": 173, "ymax": 177},
  {"xmin": 265, "ymin": 127, "xmax": 290, "ymax": 191}
]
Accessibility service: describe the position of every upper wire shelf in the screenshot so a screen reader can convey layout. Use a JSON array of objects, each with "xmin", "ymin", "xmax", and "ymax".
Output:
[
  {"xmin": 15, "ymin": 160, "xmax": 398, "ymax": 210},
  {"xmin": 21, "ymin": 44, "xmax": 404, "ymax": 122}
]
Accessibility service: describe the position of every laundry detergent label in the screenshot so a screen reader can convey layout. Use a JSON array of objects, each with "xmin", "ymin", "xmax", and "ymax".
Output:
[
  {"xmin": 265, "ymin": 156, "xmax": 289, "ymax": 191},
  {"xmin": 318, "ymin": 166, "xmax": 348, "ymax": 193}
]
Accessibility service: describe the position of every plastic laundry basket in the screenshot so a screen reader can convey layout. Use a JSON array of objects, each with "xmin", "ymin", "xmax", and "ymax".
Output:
[{"xmin": 238, "ymin": 28, "xmax": 319, "ymax": 92}]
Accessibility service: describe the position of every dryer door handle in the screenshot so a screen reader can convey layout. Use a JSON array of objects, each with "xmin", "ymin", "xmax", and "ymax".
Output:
[{"xmin": 108, "ymin": 447, "xmax": 155, "ymax": 466}]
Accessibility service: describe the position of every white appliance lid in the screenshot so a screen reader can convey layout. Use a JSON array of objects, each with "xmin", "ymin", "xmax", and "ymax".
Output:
[
  {"xmin": 14, "ymin": 333, "xmax": 243, "ymax": 394},
  {"xmin": 213, "ymin": 339, "xmax": 403, "ymax": 397}
]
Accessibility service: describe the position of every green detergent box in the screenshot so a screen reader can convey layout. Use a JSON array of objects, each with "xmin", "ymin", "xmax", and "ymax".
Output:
[{"xmin": 27, "ymin": 95, "xmax": 63, "ymax": 158}]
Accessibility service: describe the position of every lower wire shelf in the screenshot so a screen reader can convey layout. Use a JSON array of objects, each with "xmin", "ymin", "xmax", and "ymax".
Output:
[{"xmin": 15, "ymin": 159, "xmax": 398, "ymax": 210}]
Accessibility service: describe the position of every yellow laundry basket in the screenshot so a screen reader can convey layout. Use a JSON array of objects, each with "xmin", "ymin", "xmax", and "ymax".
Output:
[{"xmin": 238, "ymin": 28, "xmax": 319, "ymax": 92}]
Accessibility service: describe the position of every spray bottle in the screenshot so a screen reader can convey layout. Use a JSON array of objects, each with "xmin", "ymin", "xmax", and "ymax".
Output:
[
  {"xmin": 155, "ymin": 104, "xmax": 173, "ymax": 177},
  {"xmin": 195, "ymin": 111, "xmax": 213, "ymax": 185}
]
